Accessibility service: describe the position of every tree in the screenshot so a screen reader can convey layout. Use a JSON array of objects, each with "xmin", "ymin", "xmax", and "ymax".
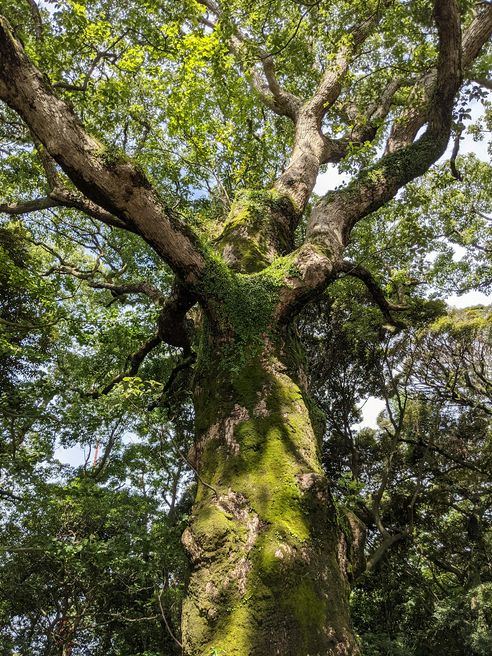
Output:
[
  {"xmin": 0, "ymin": 0, "xmax": 491, "ymax": 653},
  {"xmin": 330, "ymin": 307, "xmax": 492, "ymax": 655}
]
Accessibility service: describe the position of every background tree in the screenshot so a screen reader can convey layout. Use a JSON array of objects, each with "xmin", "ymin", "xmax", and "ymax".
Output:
[
  {"xmin": 304, "ymin": 289, "xmax": 492, "ymax": 654},
  {"xmin": 0, "ymin": 0, "xmax": 491, "ymax": 654}
]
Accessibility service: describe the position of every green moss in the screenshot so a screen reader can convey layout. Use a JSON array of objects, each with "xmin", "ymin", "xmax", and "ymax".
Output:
[
  {"xmin": 222, "ymin": 235, "xmax": 271, "ymax": 273},
  {"xmin": 284, "ymin": 580, "xmax": 327, "ymax": 637},
  {"xmin": 212, "ymin": 188, "xmax": 297, "ymax": 275},
  {"xmin": 192, "ymin": 505, "xmax": 233, "ymax": 544},
  {"xmin": 231, "ymin": 357, "xmax": 269, "ymax": 409},
  {"xmin": 196, "ymin": 253, "xmax": 302, "ymax": 375},
  {"xmin": 196, "ymin": 364, "xmax": 323, "ymax": 544},
  {"xmin": 340, "ymin": 132, "xmax": 448, "ymax": 208},
  {"xmin": 200, "ymin": 256, "xmax": 274, "ymax": 335},
  {"xmin": 242, "ymin": 422, "xmax": 310, "ymax": 541},
  {"xmin": 185, "ymin": 333, "xmax": 353, "ymax": 654},
  {"xmin": 223, "ymin": 189, "xmax": 295, "ymax": 234},
  {"xmin": 206, "ymin": 604, "xmax": 253, "ymax": 655},
  {"xmin": 201, "ymin": 413, "xmax": 311, "ymax": 543}
]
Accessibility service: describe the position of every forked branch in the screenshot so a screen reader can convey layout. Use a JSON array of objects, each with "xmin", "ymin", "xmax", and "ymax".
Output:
[
  {"xmin": 386, "ymin": 4, "xmax": 492, "ymax": 153},
  {"xmin": 274, "ymin": 1, "xmax": 394, "ymax": 210},
  {"xmin": 308, "ymin": 0, "xmax": 464, "ymax": 245},
  {"xmin": 275, "ymin": 0, "xmax": 466, "ymax": 319}
]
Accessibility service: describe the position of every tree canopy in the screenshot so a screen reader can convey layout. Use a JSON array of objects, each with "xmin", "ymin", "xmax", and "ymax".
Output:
[{"xmin": 0, "ymin": 0, "xmax": 491, "ymax": 654}]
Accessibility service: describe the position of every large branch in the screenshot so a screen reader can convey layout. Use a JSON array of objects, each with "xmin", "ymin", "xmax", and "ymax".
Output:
[
  {"xmin": 157, "ymin": 284, "xmax": 197, "ymax": 353},
  {"xmin": 251, "ymin": 53, "xmax": 301, "ymax": 121},
  {"xmin": 48, "ymin": 263, "xmax": 167, "ymax": 304},
  {"xmin": 365, "ymin": 532, "xmax": 407, "ymax": 573},
  {"xmin": 44, "ymin": 244, "xmax": 196, "ymax": 350},
  {"xmin": 0, "ymin": 196, "xmax": 60, "ymax": 215},
  {"xmin": 0, "ymin": 17, "xmax": 206, "ymax": 284},
  {"xmin": 49, "ymin": 188, "xmax": 139, "ymax": 232},
  {"xmin": 306, "ymin": 4, "xmax": 394, "ymax": 123},
  {"xmin": 0, "ymin": 191, "xmax": 138, "ymax": 232},
  {"xmin": 386, "ymin": 4, "xmax": 492, "ymax": 153},
  {"xmin": 308, "ymin": 0, "xmax": 463, "ymax": 244},
  {"xmin": 275, "ymin": 0, "xmax": 463, "ymax": 320}
]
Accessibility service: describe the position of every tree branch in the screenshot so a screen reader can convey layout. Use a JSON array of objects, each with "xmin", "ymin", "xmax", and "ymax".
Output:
[
  {"xmin": 49, "ymin": 188, "xmax": 137, "ymax": 232},
  {"xmin": 53, "ymin": 33, "xmax": 129, "ymax": 93},
  {"xmin": 27, "ymin": 0, "xmax": 43, "ymax": 41},
  {"xmin": 337, "ymin": 260, "xmax": 408, "ymax": 327},
  {"xmin": 0, "ymin": 488, "xmax": 23, "ymax": 503},
  {"xmin": 42, "ymin": 236, "xmax": 197, "ymax": 352},
  {"xmin": 426, "ymin": 553, "xmax": 463, "ymax": 579},
  {"xmin": 83, "ymin": 282, "xmax": 196, "ymax": 398},
  {"xmin": 90, "ymin": 420, "xmax": 123, "ymax": 479},
  {"xmin": 398, "ymin": 437, "xmax": 488, "ymax": 476},
  {"xmin": 34, "ymin": 139, "xmax": 60, "ymax": 189},
  {"xmin": 365, "ymin": 531, "xmax": 407, "ymax": 573},
  {"xmin": 308, "ymin": 0, "xmax": 463, "ymax": 246},
  {"xmin": 254, "ymin": 53, "xmax": 302, "ymax": 121},
  {"xmin": 50, "ymin": 264, "xmax": 167, "ymax": 304},
  {"xmin": 87, "ymin": 333, "xmax": 162, "ymax": 398},
  {"xmin": 157, "ymin": 284, "xmax": 197, "ymax": 353},
  {"xmin": 0, "ymin": 189, "xmax": 136, "ymax": 233},
  {"xmin": 320, "ymin": 78, "xmax": 403, "ymax": 165},
  {"xmin": 0, "ymin": 16, "xmax": 206, "ymax": 283},
  {"xmin": 386, "ymin": 4, "xmax": 492, "ymax": 153},
  {"xmin": 308, "ymin": 4, "xmax": 393, "ymax": 122},
  {"xmin": 449, "ymin": 125, "xmax": 464, "ymax": 181},
  {"xmin": 0, "ymin": 196, "xmax": 61, "ymax": 215},
  {"xmin": 274, "ymin": 2, "xmax": 393, "ymax": 210}
]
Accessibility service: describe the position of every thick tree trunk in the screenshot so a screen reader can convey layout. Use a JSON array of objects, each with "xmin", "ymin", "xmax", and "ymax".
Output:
[{"xmin": 181, "ymin": 328, "xmax": 359, "ymax": 655}]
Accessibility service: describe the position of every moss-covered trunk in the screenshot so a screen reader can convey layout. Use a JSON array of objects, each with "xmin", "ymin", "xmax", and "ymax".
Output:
[{"xmin": 181, "ymin": 330, "xmax": 359, "ymax": 655}]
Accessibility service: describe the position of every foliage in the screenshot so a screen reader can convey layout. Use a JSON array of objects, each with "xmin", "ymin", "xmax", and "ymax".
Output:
[
  {"xmin": 0, "ymin": 0, "xmax": 491, "ymax": 652},
  {"xmin": 302, "ymin": 291, "xmax": 492, "ymax": 654}
]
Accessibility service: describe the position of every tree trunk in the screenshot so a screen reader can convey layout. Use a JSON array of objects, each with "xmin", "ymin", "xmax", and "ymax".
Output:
[{"xmin": 181, "ymin": 326, "xmax": 359, "ymax": 655}]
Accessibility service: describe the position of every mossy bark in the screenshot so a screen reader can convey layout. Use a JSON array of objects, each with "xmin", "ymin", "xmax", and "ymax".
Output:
[
  {"xmin": 215, "ymin": 190, "xmax": 297, "ymax": 273},
  {"xmin": 181, "ymin": 330, "xmax": 360, "ymax": 656}
]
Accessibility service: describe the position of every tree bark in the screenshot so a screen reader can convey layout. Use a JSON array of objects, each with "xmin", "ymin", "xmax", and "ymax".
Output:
[{"xmin": 181, "ymin": 326, "xmax": 359, "ymax": 655}]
